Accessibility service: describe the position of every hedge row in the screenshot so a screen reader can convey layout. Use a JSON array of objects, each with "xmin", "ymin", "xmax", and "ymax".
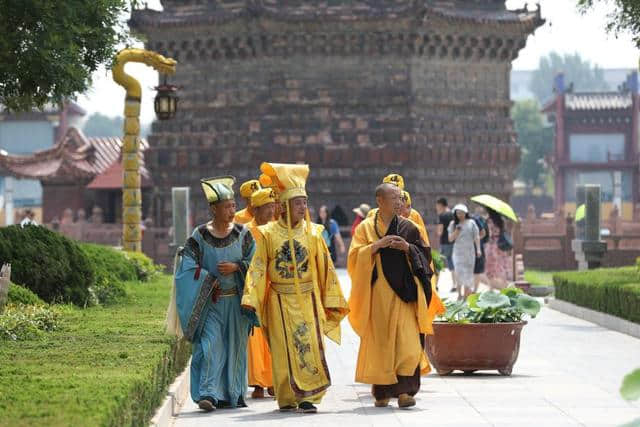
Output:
[
  {"xmin": 553, "ymin": 267, "xmax": 640, "ymax": 324},
  {"xmin": 0, "ymin": 225, "xmax": 161, "ymax": 307},
  {"xmin": 0, "ymin": 225, "xmax": 94, "ymax": 305},
  {"xmin": 0, "ymin": 276, "xmax": 191, "ymax": 426}
]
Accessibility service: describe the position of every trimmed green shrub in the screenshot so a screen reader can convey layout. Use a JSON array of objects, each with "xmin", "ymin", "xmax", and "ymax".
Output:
[
  {"xmin": 92, "ymin": 276, "xmax": 127, "ymax": 305},
  {"xmin": 0, "ymin": 303, "xmax": 61, "ymax": 340},
  {"xmin": 553, "ymin": 267, "xmax": 640, "ymax": 324},
  {"xmin": 8, "ymin": 283, "xmax": 45, "ymax": 306},
  {"xmin": 0, "ymin": 225, "xmax": 94, "ymax": 306},
  {"xmin": 78, "ymin": 243, "xmax": 136, "ymax": 305},
  {"xmin": 125, "ymin": 250, "xmax": 162, "ymax": 281},
  {"xmin": 79, "ymin": 243, "xmax": 137, "ymax": 283}
]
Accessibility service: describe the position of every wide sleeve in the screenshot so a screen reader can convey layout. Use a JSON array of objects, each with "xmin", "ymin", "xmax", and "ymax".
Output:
[
  {"xmin": 239, "ymin": 229, "xmax": 255, "ymax": 277},
  {"xmin": 346, "ymin": 221, "xmax": 376, "ymax": 338},
  {"xmin": 315, "ymin": 228, "xmax": 349, "ymax": 344},
  {"xmin": 171, "ymin": 233, "xmax": 219, "ymax": 341},
  {"xmin": 241, "ymin": 229, "xmax": 269, "ymax": 324}
]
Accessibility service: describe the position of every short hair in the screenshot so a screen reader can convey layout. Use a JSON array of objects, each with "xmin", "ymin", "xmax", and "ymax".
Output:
[
  {"xmin": 436, "ymin": 197, "xmax": 448, "ymax": 207},
  {"xmin": 375, "ymin": 183, "xmax": 396, "ymax": 198}
]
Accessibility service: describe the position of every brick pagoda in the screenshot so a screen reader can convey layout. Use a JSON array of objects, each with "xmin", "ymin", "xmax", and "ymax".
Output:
[{"xmin": 131, "ymin": 0, "xmax": 543, "ymax": 225}]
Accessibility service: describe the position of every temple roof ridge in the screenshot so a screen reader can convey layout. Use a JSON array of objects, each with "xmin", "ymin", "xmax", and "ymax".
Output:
[{"xmin": 0, "ymin": 126, "xmax": 149, "ymax": 182}]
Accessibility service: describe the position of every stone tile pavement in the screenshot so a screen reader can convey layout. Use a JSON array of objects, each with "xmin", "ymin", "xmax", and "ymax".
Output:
[{"xmin": 172, "ymin": 270, "xmax": 640, "ymax": 426}]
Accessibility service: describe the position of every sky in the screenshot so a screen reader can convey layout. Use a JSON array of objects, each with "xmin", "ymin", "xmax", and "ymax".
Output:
[{"xmin": 77, "ymin": 0, "xmax": 640, "ymax": 124}]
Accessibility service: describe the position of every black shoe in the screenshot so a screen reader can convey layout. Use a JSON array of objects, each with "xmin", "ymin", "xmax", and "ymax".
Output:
[
  {"xmin": 279, "ymin": 405, "xmax": 297, "ymax": 412},
  {"xmin": 298, "ymin": 401, "xmax": 317, "ymax": 414},
  {"xmin": 237, "ymin": 395, "xmax": 247, "ymax": 408},
  {"xmin": 198, "ymin": 396, "xmax": 216, "ymax": 412},
  {"xmin": 215, "ymin": 400, "xmax": 230, "ymax": 409}
]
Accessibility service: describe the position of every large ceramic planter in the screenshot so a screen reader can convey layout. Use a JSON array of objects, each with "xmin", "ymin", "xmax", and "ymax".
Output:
[{"xmin": 425, "ymin": 321, "xmax": 527, "ymax": 376}]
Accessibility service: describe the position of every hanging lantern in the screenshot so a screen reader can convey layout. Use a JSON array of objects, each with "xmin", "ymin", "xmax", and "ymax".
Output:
[{"xmin": 154, "ymin": 75, "xmax": 179, "ymax": 120}]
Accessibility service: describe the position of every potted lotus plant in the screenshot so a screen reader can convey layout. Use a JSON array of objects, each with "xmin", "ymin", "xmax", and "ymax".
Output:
[{"xmin": 425, "ymin": 288, "xmax": 541, "ymax": 376}]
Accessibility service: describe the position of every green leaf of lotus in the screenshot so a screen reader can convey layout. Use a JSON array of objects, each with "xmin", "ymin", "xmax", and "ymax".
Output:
[
  {"xmin": 477, "ymin": 292, "xmax": 510, "ymax": 309},
  {"xmin": 501, "ymin": 287, "xmax": 523, "ymax": 298},
  {"xmin": 467, "ymin": 293, "xmax": 480, "ymax": 309},
  {"xmin": 515, "ymin": 294, "xmax": 541, "ymax": 317},
  {"xmin": 621, "ymin": 368, "xmax": 640, "ymax": 401}
]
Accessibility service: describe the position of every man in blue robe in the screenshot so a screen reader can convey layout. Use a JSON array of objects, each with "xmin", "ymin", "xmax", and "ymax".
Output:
[{"xmin": 167, "ymin": 175, "xmax": 257, "ymax": 412}]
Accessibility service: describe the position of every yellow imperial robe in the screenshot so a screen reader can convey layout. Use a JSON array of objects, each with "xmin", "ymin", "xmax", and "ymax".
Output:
[
  {"xmin": 242, "ymin": 219, "xmax": 349, "ymax": 408},
  {"xmin": 234, "ymin": 208, "xmax": 253, "ymax": 225},
  {"xmin": 348, "ymin": 215, "xmax": 443, "ymax": 386},
  {"xmin": 246, "ymin": 219, "xmax": 273, "ymax": 389}
]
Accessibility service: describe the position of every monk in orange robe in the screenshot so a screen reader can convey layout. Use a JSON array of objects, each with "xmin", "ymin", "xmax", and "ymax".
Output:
[
  {"xmin": 246, "ymin": 188, "xmax": 277, "ymax": 398},
  {"xmin": 348, "ymin": 183, "xmax": 441, "ymax": 408}
]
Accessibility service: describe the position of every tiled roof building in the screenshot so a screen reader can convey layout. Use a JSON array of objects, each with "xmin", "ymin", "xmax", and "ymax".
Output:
[
  {"xmin": 0, "ymin": 127, "xmax": 151, "ymax": 223},
  {"xmin": 543, "ymin": 72, "xmax": 639, "ymax": 220}
]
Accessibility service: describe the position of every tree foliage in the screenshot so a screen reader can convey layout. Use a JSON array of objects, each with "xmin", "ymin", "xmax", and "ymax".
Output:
[
  {"xmin": 578, "ymin": 0, "xmax": 640, "ymax": 48},
  {"xmin": 82, "ymin": 113, "xmax": 124, "ymax": 137},
  {"xmin": 529, "ymin": 52, "xmax": 610, "ymax": 103},
  {"xmin": 511, "ymin": 100, "xmax": 553, "ymax": 187},
  {"xmin": 0, "ymin": 0, "xmax": 138, "ymax": 111}
]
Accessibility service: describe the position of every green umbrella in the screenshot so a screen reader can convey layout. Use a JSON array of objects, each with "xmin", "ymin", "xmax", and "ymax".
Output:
[
  {"xmin": 470, "ymin": 194, "xmax": 519, "ymax": 222},
  {"xmin": 575, "ymin": 204, "xmax": 585, "ymax": 222}
]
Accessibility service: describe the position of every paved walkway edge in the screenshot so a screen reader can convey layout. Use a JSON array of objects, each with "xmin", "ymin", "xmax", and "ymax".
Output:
[
  {"xmin": 548, "ymin": 298, "xmax": 640, "ymax": 339},
  {"xmin": 150, "ymin": 357, "xmax": 192, "ymax": 427}
]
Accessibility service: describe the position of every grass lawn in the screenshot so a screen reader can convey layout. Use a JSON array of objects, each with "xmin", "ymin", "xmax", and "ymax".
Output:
[
  {"xmin": 0, "ymin": 275, "xmax": 190, "ymax": 427},
  {"xmin": 524, "ymin": 269, "xmax": 556, "ymax": 287}
]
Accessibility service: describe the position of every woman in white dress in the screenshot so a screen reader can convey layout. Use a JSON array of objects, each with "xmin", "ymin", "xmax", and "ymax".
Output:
[{"xmin": 448, "ymin": 204, "xmax": 482, "ymax": 300}]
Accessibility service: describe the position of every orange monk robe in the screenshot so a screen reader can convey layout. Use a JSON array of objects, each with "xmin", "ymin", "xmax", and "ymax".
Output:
[
  {"xmin": 234, "ymin": 207, "xmax": 253, "ymax": 225},
  {"xmin": 246, "ymin": 218, "xmax": 273, "ymax": 388},
  {"xmin": 348, "ymin": 215, "xmax": 443, "ymax": 384},
  {"xmin": 368, "ymin": 208, "xmax": 445, "ymax": 317}
]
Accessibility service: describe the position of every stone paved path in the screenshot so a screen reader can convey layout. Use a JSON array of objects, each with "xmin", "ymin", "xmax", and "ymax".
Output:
[{"xmin": 172, "ymin": 270, "xmax": 640, "ymax": 426}]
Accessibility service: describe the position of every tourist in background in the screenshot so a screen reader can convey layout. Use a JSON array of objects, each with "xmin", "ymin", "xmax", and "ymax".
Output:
[
  {"xmin": 484, "ymin": 208, "xmax": 513, "ymax": 289},
  {"xmin": 436, "ymin": 198, "xmax": 456, "ymax": 292},
  {"xmin": 318, "ymin": 205, "xmax": 346, "ymax": 264},
  {"xmin": 19, "ymin": 209, "xmax": 38, "ymax": 227},
  {"xmin": 471, "ymin": 206, "xmax": 490, "ymax": 293},
  {"xmin": 351, "ymin": 203, "xmax": 370, "ymax": 236},
  {"xmin": 447, "ymin": 204, "xmax": 481, "ymax": 300}
]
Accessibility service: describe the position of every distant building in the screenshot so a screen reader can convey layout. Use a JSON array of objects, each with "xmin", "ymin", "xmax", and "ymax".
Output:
[
  {"xmin": 543, "ymin": 72, "xmax": 639, "ymax": 220},
  {"xmin": 0, "ymin": 127, "xmax": 151, "ymax": 223},
  {"xmin": 0, "ymin": 102, "xmax": 86, "ymax": 223},
  {"xmin": 510, "ymin": 68, "xmax": 634, "ymax": 101}
]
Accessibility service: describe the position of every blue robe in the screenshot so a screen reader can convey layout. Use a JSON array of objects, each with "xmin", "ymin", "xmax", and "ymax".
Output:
[{"xmin": 174, "ymin": 223, "xmax": 257, "ymax": 407}]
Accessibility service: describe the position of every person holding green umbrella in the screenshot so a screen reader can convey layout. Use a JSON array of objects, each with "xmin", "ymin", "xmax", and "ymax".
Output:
[{"xmin": 470, "ymin": 195, "xmax": 516, "ymax": 289}]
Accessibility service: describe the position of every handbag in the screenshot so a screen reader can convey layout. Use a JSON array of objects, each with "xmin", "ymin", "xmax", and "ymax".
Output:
[{"xmin": 497, "ymin": 231, "xmax": 513, "ymax": 252}]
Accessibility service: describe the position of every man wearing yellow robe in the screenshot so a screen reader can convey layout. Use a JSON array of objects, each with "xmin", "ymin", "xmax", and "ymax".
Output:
[
  {"xmin": 234, "ymin": 179, "xmax": 261, "ymax": 224},
  {"xmin": 348, "ymin": 183, "xmax": 440, "ymax": 408},
  {"xmin": 242, "ymin": 162, "xmax": 349, "ymax": 414},
  {"xmin": 246, "ymin": 188, "xmax": 276, "ymax": 399}
]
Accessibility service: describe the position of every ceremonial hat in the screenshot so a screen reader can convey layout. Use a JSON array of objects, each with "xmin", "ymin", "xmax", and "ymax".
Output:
[
  {"xmin": 251, "ymin": 188, "xmax": 277, "ymax": 208},
  {"xmin": 260, "ymin": 162, "xmax": 309, "ymax": 202},
  {"xmin": 402, "ymin": 190, "xmax": 412, "ymax": 207},
  {"xmin": 239, "ymin": 179, "xmax": 261, "ymax": 199},
  {"xmin": 200, "ymin": 176, "xmax": 235, "ymax": 204},
  {"xmin": 383, "ymin": 173, "xmax": 405, "ymax": 190}
]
